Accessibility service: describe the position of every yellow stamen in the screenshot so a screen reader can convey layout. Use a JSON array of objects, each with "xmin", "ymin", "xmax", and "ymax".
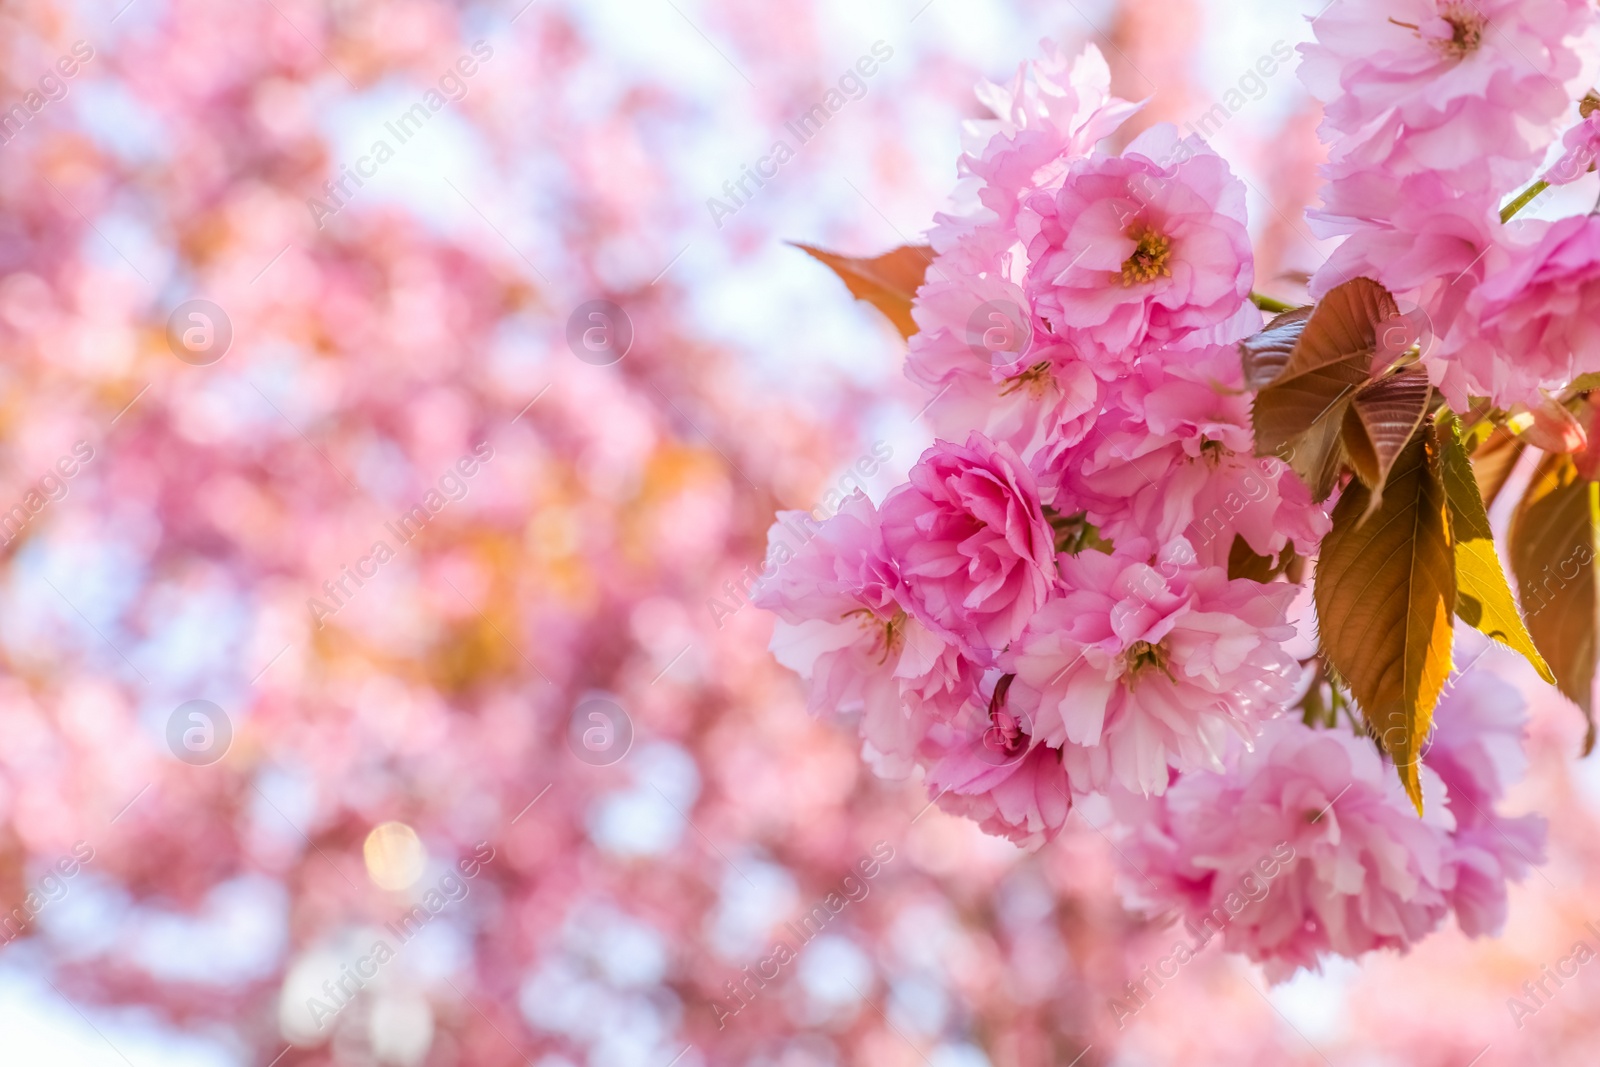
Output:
[{"xmin": 1120, "ymin": 229, "xmax": 1173, "ymax": 287}]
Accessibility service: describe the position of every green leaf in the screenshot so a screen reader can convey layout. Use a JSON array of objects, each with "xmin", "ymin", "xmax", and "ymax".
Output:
[
  {"xmin": 1045, "ymin": 508, "xmax": 1114, "ymax": 556},
  {"xmin": 1243, "ymin": 277, "xmax": 1398, "ymax": 501},
  {"xmin": 1315, "ymin": 424, "xmax": 1455, "ymax": 812},
  {"xmin": 1569, "ymin": 371, "xmax": 1600, "ymax": 394},
  {"xmin": 1440, "ymin": 418, "xmax": 1554, "ymax": 684},
  {"xmin": 793, "ymin": 243, "xmax": 933, "ymax": 340},
  {"xmin": 1509, "ymin": 453, "xmax": 1600, "ymax": 754}
]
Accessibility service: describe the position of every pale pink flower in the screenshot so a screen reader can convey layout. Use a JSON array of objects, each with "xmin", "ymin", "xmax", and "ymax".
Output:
[
  {"xmin": 911, "ymin": 40, "xmax": 1139, "ymax": 460},
  {"xmin": 905, "ymin": 268, "xmax": 1103, "ymax": 460},
  {"xmin": 923, "ymin": 684, "xmax": 1072, "ymax": 850},
  {"xmin": 1034, "ymin": 339, "xmax": 1330, "ymax": 566},
  {"xmin": 1114, "ymin": 663, "xmax": 1549, "ymax": 980},
  {"xmin": 1426, "ymin": 667, "xmax": 1547, "ymax": 936},
  {"xmin": 754, "ymin": 493, "xmax": 977, "ymax": 775},
  {"xmin": 880, "ymin": 434, "xmax": 1057, "ymax": 666},
  {"xmin": 935, "ymin": 40, "xmax": 1140, "ymax": 249},
  {"xmin": 1004, "ymin": 543, "xmax": 1300, "ymax": 796},
  {"xmin": 1021, "ymin": 124, "xmax": 1253, "ymax": 365},
  {"xmin": 1435, "ymin": 214, "xmax": 1600, "ymax": 408},
  {"xmin": 1302, "ymin": 0, "xmax": 1595, "ymax": 388},
  {"xmin": 1310, "ymin": 170, "xmax": 1498, "ymax": 303},
  {"xmin": 1300, "ymin": 0, "xmax": 1589, "ymax": 191},
  {"xmin": 1114, "ymin": 717, "xmax": 1458, "ymax": 982},
  {"xmin": 1306, "ymin": 165, "xmax": 1502, "ymax": 405}
]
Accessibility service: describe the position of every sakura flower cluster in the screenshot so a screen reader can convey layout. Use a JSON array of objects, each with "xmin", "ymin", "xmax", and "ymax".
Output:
[
  {"xmin": 1302, "ymin": 0, "xmax": 1600, "ymax": 407},
  {"xmin": 760, "ymin": 35, "xmax": 1555, "ymax": 982},
  {"xmin": 759, "ymin": 43, "xmax": 1325, "ymax": 848},
  {"xmin": 1114, "ymin": 668, "xmax": 1545, "ymax": 981}
]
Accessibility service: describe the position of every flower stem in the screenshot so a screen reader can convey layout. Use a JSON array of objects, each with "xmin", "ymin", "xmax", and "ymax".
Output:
[
  {"xmin": 1500, "ymin": 179, "xmax": 1548, "ymax": 223},
  {"xmin": 1250, "ymin": 292, "xmax": 1298, "ymax": 314}
]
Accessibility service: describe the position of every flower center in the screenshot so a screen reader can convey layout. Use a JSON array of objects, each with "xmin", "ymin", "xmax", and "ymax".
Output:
[
  {"xmin": 1391, "ymin": 5, "xmax": 1484, "ymax": 59},
  {"xmin": 1438, "ymin": 4, "xmax": 1484, "ymax": 56},
  {"xmin": 842, "ymin": 606, "xmax": 906, "ymax": 665},
  {"xmin": 1120, "ymin": 228, "xmax": 1173, "ymax": 287},
  {"xmin": 998, "ymin": 359, "xmax": 1054, "ymax": 397},
  {"xmin": 1125, "ymin": 639, "xmax": 1172, "ymax": 683},
  {"xmin": 1045, "ymin": 507, "xmax": 1115, "ymax": 556},
  {"xmin": 982, "ymin": 674, "xmax": 1028, "ymax": 760}
]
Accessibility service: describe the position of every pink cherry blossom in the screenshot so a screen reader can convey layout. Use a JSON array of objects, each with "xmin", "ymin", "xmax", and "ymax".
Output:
[
  {"xmin": 1434, "ymin": 214, "xmax": 1600, "ymax": 408},
  {"xmin": 1300, "ymin": 0, "xmax": 1588, "ymax": 192},
  {"xmin": 1003, "ymin": 543, "xmax": 1300, "ymax": 796},
  {"xmin": 1114, "ymin": 717, "xmax": 1458, "ymax": 982},
  {"xmin": 1309, "ymin": 169, "xmax": 1498, "ymax": 307},
  {"xmin": 880, "ymin": 434, "xmax": 1057, "ymax": 666},
  {"xmin": 923, "ymin": 685, "xmax": 1072, "ymax": 851},
  {"xmin": 1114, "ymin": 659, "xmax": 1548, "ymax": 983},
  {"xmin": 1022, "ymin": 124, "xmax": 1253, "ymax": 366},
  {"xmin": 1301, "ymin": 0, "xmax": 1594, "ymax": 399},
  {"xmin": 1426, "ymin": 667, "xmax": 1547, "ymax": 936},
  {"xmin": 753, "ymin": 493, "xmax": 978, "ymax": 774},
  {"xmin": 936, "ymin": 40, "xmax": 1140, "ymax": 248},
  {"xmin": 1037, "ymin": 336, "xmax": 1330, "ymax": 566},
  {"xmin": 20, "ymin": 1, "xmax": 1600, "ymax": 1061},
  {"xmin": 911, "ymin": 41, "xmax": 1139, "ymax": 460},
  {"xmin": 905, "ymin": 268, "xmax": 1104, "ymax": 459}
]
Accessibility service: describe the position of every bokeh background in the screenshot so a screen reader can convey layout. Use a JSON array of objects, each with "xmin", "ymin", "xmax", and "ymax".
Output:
[{"xmin": 3, "ymin": 0, "xmax": 1600, "ymax": 1064}]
